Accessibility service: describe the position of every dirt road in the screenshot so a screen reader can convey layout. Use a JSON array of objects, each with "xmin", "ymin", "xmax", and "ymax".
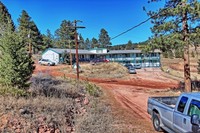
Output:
[
  {"xmin": 34, "ymin": 64, "xmax": 180, "ymax": 132},
  {"xmin": 95, "ymin": 69, "xmax": 180, "ymax": 132}
]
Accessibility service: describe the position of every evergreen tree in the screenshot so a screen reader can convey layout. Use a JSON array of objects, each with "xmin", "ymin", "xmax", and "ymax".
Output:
[
  {"xmin": 55, "ymin": 20, "xmax": 75, "ymax": 48},
  {"xmin": 78, "ymin": 34, "xmax": 85, "ymax": 49},
  {"xmin": 98, "ymin": 28, "xmax": 111, "ymax": 48},
  {"xmin": 0, "ymin": 29, "xmax": 35, "ymax": 88},
  {"xmin": 30, "ymin": 21, "xmax": 44, "ymax": 53},
  {"xmin": 91, "ymin": 37, "xmax": 99, "ymax": 48},
  {"xmin": 0, "ymin": 1, "xmax": 15, "ymax": 35},
  {"xmin": 42, "ymin": 29, "xmax": 54, "ymax": 49},
  {"xmin": 18, "ymin": 10, "xmax": 43, "ymax": 54},
  {"xmin": 85, "ymin": 38, "xmax": 91, "ymax": 49},
  {"xmin": 146, "ymin": 0, "xmax": 200, "ymax": 92},
  {"xmin": 126, "ymin": 40, "xmax": 133, "ymax": 50}
]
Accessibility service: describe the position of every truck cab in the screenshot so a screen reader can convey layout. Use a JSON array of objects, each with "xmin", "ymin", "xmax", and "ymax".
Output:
[
  {"xmin": 148, "ymin": 92, "xmax": 200, "ymax": 133},
  {"xmin": 173, "ymin": 93, "xmax": 200, "ymax": 133}
]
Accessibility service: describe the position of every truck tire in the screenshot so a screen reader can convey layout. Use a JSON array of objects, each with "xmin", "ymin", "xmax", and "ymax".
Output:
[{"xmin": 153, "ymin": 113, "xmax": 163, "ymax": 132}]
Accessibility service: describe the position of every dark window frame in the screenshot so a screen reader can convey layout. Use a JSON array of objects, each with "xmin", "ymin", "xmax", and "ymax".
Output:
[{"xmin": 177, "ymin": 96, "xmax": 188, "ymax": 113}]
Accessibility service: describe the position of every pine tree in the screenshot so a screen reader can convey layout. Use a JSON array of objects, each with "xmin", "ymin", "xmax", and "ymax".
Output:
[
  {"xmin": 98, "ymin": 28, "xmax": 111, "ymax": 48},
  {"xmin": 30, "ymin": 21, "xmax": 44, "ymax": 53},
  {"xmin": 0, "ymin": 29, "xmax": 35, "ymax": 89},
  {"xmin": 85, "ymin": 38, "xmax": 91, "ymax": 49},
  {"xmin": 147, "ymin": 0, "xmax": 200, "ymax": 92},
  {"xmin": 42, "ymin": 29, "xmax": 54, "ymax": 49},
  {"xmin": 126, "ymin": 40, "xmax": 133, "ymax": 50},
  {"xmin": 78, "ymin": 34, "xmax": 85, "ymax": 49},
  {"xmin": 0, "ymin": 1, "xmax": 15, "ymax": 35},
  {"xmin": 91, "ymin": 37, "xmax": 99, "ymax": 48},
  {"xmin": 55, "ymin": 20, "xmax": 75, "ymax": 48},
  {"xmin": 18, "ymin": 10, "xmax": 43, "ymax": 54}
]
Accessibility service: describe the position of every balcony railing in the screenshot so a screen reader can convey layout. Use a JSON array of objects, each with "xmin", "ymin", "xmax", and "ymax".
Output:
[{"xmin": 107, "ymin": 56, "xmax": 160, "ymax": 61}]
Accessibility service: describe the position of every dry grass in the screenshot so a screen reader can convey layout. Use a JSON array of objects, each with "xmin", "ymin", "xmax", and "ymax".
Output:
[
  {"xmin": 161, "ymin": 51, "xmax": 200, "ymax": 91},
  {"xmin": 80, "ymin": 62, "xmax": 128, "ymax": 79},
  {"xmin": 0, "ymin": 75, "xmax": 116, "ymax": 133},
  {"xmin": 161, "ymin": 55, "xmax": 200, "ymax": 80},
  {"xmin": 75, "ymin": 98, "xmax": 116, "ymax": 133}
]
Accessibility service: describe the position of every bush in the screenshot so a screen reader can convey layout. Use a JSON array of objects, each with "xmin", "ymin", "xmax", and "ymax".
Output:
[
  {"xmin": 0, "ymin": 85, "xmax": 29, "ymax": 97},
  {"xmin": 29, "ymin": 76, "xmax": 83, "ymax": 98},
  {"xmin": 162, "ymin": 51, "xmax": 168, "ymax": 58},
  {"xmin": 191, "ymin": 51, "xmax": 195, "ymax": 58},
  {"xmin": 85, "ymin": 82, "xmax": 102, "ymax": 97}
]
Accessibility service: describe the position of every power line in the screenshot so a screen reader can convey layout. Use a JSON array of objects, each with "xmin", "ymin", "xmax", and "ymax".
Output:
[
  {"xmin": 111, "ymin": 17, "xmax": 152, "ymax": 40},
  {"xmin": 111, "ymin": 7, "xmax": 169, "ymax": 40}
]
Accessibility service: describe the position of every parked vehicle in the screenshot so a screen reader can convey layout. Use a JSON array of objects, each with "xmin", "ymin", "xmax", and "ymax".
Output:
[
  {"xmin": 147, "ymin": 92, "xmax": 200, "ymax": 133},
  {"xmin": 38, "ymin": 59, "xmax": 55, "ymax": 66},
  {"xmin": 124, "ymin": 63, "xmax": 133, "ymax": 69},
  {"xmin": 90, "ymin": 58, "xmax": 109, "ymax": 65},
  {"xmin": 133, "ymin": 64, "xmax": 142, "ymax": 69},
  {"xmin": 128, "ymin": 66, "xmax": 136, "ymax": 74},
  {"xmin": 123, "ymin": 64, "xmax": 136, "ymax": 74}
]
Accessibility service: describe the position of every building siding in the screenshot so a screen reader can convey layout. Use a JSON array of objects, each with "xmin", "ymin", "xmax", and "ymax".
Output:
[{"xmin": 42, "ymin": 50, "xmax": 60, "ymax": 64}]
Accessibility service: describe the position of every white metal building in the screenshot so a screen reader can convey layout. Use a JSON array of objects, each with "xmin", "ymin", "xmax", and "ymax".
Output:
[{"xmin": 42, "ymin": 49, "xmax": 60, "ymax": 64}]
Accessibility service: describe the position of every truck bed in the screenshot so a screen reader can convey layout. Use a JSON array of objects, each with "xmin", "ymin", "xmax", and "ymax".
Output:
[{"xmin": 151, "ymin": 96, "xmax": 179, "ymax": 108}]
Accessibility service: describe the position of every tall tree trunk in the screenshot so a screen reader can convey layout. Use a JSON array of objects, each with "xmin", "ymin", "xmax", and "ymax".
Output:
[{"xmin": 182, "ymin": 2, "xmax": 191, "ymax": 92}]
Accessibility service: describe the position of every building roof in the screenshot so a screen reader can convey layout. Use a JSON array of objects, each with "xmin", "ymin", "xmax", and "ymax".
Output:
[
  {"xmin": 48, "ymin": 48, "xmax": 94, "ymax": 55},
  {"xmin": 107, "ymin": 49, "xmax": 160, "ymax": 54},
  {"xmin": 45, "ymin": 48, "xmax": 160, "ymax": 55}
]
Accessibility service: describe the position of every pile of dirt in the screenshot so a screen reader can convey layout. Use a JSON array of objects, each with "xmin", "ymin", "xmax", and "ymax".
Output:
[{"xmin": 81, "ymin": 62, "xmax": 128, "ymax": 79}]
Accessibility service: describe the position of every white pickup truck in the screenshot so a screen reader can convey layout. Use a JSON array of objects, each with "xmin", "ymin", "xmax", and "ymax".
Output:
[{"xmin": 147, "ymin": 93, "xmax": 200, "ymax": 133}]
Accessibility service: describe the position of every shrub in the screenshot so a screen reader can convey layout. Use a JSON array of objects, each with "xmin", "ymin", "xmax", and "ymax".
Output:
[
  {"xmin": 191, "ymin": 51, "xmax": 195, "ymax": 58},
  {"xmin": 0, "ymin": 85, "xmax": 29, "ymax": 97},
  {"xmin": 85, "ymin": 82, "xmax": 101, "ymax": 97},
  {"xmin": 29, "ymin": 76, "xmax": 83, "ymax": 98}
]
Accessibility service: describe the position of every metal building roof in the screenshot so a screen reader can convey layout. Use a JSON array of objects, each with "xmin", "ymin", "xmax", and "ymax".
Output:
[{"xmin": 46, "ymin": 48, "xmax": 160, "ymax": 55}]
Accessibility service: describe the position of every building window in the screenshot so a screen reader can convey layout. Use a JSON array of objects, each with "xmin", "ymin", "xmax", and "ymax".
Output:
[{"xmin": 125, "ymin": 54, "xmax": 130, "ymax": 57}]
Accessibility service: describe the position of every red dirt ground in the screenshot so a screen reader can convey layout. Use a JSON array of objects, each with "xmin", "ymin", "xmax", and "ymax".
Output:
[{"xmin": 34, "ymin": 64, "xmax": 180, "ymax": 132}]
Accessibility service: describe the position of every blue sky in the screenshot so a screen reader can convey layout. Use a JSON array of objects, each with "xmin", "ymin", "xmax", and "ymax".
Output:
[{"xmin": 1, "ymin": 0, "xmax": 163, "ymax": 45}]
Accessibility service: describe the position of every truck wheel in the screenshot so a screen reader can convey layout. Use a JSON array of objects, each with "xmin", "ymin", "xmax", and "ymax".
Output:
[{"xmin": 153, "ymin": 113, "xmax": 163, "ymax": 132}]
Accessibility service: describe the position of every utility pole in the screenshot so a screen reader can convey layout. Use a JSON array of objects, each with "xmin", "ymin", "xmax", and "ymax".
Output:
[{"xmin": 73, "ymin": 20, "xmax": 85, "ymax": 80}]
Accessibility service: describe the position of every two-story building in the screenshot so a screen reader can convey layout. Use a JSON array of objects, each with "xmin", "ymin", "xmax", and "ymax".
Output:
[{"xmin": 41, "ymin": 48, "xmax": 161, "ymax": 67}]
